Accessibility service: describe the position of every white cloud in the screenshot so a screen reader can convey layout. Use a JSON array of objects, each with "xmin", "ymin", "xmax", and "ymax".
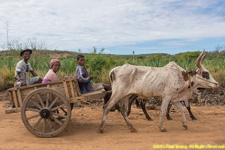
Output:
[
  {"xmin": 103, "ymin": 49, "xmax": 110, "ymax": 54},
  {"xmin": 0, "ymin": 0, "xmax": 225, "ymax": 53}
]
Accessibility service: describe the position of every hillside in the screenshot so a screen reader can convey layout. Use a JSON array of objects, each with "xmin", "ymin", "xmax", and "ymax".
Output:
[{"xmin": 0, "ymin": 49, "xmax": 224, "ymax": 90}]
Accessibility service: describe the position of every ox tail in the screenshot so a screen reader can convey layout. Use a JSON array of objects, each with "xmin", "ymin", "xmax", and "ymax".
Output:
[
  {"xmin": 110, "ymin": 70, "xmax": 116, "ymax": 83},
  {"xmin": 109, "ymin": 66, "xmax": 121, "ymax": 84}
]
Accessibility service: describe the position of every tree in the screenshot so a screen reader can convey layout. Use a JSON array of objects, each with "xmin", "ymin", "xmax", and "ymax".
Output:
[{"xmin": 132, "ymin": 50, "xmax": 135, "ymax": 63}]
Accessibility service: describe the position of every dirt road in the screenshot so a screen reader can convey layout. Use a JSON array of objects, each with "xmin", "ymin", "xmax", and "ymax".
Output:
[{"xmin": 0, "ymin": 99, "xmax": 225, "ymax": 150}]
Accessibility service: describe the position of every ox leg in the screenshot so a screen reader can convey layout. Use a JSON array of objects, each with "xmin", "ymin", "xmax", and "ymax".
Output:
[
  {"xmin": 158, "ymin": 99, "xmax": 170, "ymax": 132},
  {"xmin": 166, "ymin": 102, "xmax": 173, "ymax": 120},
  {"xmin": 99, "ymin": 94, "xmax": 122, "ymax": 133},
  {"xmin": 174, "ymin": 101, "xmax": 188, "ymax": 130},
  {"xmin": 141, "ymin": 99, "xmax": 153, "ymax": 121},
  {"xmin": 183, "ymin": 100, "xmax": 197, "ymax": 120},
  {"xmin": 127, "ymin": 94, "xmax": 137, "ymax": 116},
  {"xmin": 119, "ymin": 98, "xmax": 137, "ymax": 132}
]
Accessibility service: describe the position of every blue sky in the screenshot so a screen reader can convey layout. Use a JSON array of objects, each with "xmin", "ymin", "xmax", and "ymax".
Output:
[{"xmin": 0, "ymin": 0, "xmax": 225, "ymax": 55}]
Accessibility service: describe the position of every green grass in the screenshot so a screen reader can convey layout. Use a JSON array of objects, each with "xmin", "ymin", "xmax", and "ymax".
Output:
[{"xmin": 0, "ymin": 49, "xmax": 224, "ymax": 90}]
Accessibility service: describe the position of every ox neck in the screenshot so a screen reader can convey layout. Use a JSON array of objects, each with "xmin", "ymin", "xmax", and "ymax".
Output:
[{"xmin": 187, "ymin": 74, "xmax": 196, "ymax": 93}]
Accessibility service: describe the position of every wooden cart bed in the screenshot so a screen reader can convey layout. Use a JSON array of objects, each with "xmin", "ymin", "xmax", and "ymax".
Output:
[{"xmin": 6, "ymin": 78, "xmax": 106, "ymax": 114}]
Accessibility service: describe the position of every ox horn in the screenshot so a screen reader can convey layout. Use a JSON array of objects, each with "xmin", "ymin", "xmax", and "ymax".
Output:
[
  {"xmin": 200, "ymin": 51, "xmax": 207, "ymax": 64},
  {"xmin": 196, "ymin": 49, "xmax": 205, "ymax": 68}
]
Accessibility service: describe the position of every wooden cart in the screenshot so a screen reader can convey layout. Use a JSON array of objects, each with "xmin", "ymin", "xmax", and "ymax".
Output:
[{"xmin": 6, "ymin": 78, "xmax": 106, "ymax": 138}]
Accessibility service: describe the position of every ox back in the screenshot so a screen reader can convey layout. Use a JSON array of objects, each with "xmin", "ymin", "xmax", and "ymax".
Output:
[{"xmin": 110, "ymin": 62, "xmax": 191, "ymax": 102}]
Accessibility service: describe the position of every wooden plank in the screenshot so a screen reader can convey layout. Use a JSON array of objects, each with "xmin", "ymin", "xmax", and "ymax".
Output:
[
  {"xmin": 69, "ymin": 80, "xmax": 75, "ymax": 98},
  {"xmin": 19, "ymin": 82, "xmax": 66, "ymax": 101},
  {"xmin": 12, "ymin": 90, "xmax": 18, "ymax": 108},
  {"xmin": 5, "ymin": 107, "xmax": 21, "ymax": 114},
  {"xmin": 74, "ymin": 79, "xmax": 81, "ymax": 96},
  {"xmin": 8, "ymin": 80, "xmax": 65, "ymax": 92},
  {"xmin": 63, "ymin": 81, "xmax": 70, "ymax": 98},
  {"xmin": 17, "ymin": 89, "xmax": 23, "ymax": 107},
  {"xmin": 9, "ymin": 80, "xmax": 72, "ymax": 103},
  {"xmin": 34, "ymin": 87, "xmax": 37, "ymax": 90},
  {"xmin": 70, "ymin": 90, "xmax": 106, "ymax": 103},
  {"xmin": 47, "ymin": 84, "xmax": 53, "ymax": 101},
  {"xmin": 9, "ymin": 91, "xmax": 14, "ymax": 104},
  {"xmin": 72, "ymin": 80, "xmax": 78, "ymax": 97},
  {"xmin": 70, "ymin": 97, "xmax": 86, "ymax": 103}
]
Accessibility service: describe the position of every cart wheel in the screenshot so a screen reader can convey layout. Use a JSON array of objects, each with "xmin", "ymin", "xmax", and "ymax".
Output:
[{"xmin": 21, "ymin": 88, "xmax": 71, "ymax": 137}]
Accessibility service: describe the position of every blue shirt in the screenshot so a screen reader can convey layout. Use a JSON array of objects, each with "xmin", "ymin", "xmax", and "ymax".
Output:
[{"xmin": 76, "ymin": 65, "xmax": 93, "ymax": 94}]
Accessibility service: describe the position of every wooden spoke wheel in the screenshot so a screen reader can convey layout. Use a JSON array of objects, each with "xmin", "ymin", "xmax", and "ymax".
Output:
[{"xmin": 21, "ymin": 88, "xmax": 71, "ymax": 138}]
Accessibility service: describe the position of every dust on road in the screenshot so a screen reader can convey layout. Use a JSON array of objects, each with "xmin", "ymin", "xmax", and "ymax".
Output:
[{"xmin": 0, "ymin": 99, "xmax": 225, "ymax": 150}]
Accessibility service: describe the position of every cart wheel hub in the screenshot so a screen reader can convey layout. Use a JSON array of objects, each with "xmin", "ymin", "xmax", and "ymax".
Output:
[{"xmin": 40, "ymin": 109, "xmax": 50, "ymax": 119}]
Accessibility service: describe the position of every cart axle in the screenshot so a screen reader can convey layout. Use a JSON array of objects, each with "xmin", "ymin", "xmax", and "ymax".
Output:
[{"xmin": 40, "ymin": 108, "xmax": 50, "ymax": 119}]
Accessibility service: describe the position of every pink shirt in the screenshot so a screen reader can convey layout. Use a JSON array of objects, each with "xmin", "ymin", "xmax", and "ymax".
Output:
[{"xmin": 42, "ymin": 69, "xmax": 59, "ymax": 83}]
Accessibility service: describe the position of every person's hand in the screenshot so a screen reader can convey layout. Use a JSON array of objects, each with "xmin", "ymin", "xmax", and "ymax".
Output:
[
  {"xmin": 89, "ymin": 76, "xmax": 93, "ymax": 80},
  {"xmin": 16, "ymin": 79, "xmax": 21, "ymax": 82},
  {"xmin": 15, "ymin": 80, "xmax": 27, "ymax": 87},
  {"xmin": 21, "ymin": 82, "xmax": 27, "ymax": 86}
]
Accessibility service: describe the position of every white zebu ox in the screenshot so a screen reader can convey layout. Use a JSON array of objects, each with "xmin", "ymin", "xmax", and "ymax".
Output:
[{"xmin": 99, "ymin": 50, "xmax": 219, "ymax": 133}]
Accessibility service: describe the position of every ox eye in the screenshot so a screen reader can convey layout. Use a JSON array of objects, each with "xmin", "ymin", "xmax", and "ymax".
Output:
[{"xmin": 202, "ymin": 71, "xmax": 209, "ymax": 79}]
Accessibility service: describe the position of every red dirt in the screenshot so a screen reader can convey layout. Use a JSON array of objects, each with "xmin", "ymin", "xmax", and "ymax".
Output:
[
  {"xmin": 49, "ymin": 53, "xmax": 70, "ymax": 58},
  {"xmin": 0, "ymin": 99, "xmax": 225, "ymax": 150}
]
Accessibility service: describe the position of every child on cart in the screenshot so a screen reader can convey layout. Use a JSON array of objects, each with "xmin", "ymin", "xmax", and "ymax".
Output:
[
  {"xmin": 76, "ymin": 54, "xmax": 111, "ymax": 104},
  {"xmin": 15, "ymin": 49, "xmax": 42, "ymax": 87}
]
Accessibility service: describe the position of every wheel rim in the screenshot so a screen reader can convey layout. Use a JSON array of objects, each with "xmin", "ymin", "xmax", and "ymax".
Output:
[{"xmin": 21, "ymin": 88, "xmax": 71, "ymax": 137}]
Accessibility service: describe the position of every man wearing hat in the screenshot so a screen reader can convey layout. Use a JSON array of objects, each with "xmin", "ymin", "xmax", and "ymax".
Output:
[{"xmin": 15, "ymin": 49, "xmax": 42, "ymax": 87}]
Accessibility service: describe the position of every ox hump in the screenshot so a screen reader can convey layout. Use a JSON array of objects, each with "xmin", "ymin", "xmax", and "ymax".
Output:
[{"xmin": 165, "ymin": 61, "xmax": 184, "ymax": 71}]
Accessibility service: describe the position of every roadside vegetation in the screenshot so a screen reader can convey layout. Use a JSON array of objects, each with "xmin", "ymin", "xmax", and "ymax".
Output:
[{"xmin": 0, "ymin": 40, "xmax": 224, "ymax": 90}]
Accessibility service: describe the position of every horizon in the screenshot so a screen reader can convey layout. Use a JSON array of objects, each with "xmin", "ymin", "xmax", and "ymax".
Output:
[
  {"xmin": 1, "ymin": 47, "xmax": 220, "ymax": 56},
  {"xmin": 0, "ymin": 0, "xmax": 225, "ymax": 55}
]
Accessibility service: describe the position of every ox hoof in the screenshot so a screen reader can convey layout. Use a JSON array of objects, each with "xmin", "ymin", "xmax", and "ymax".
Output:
[
  {"xmin": 99, "ymin": 128, "xmax": 104, "ymax": 133},
  {"xmin": 160, "ymin": 128, "xmax": 167, "ymax": 132},
  {"xmin": 146, "ymin": 117, "xmax": 153, "ymax": 121},
  {"xmin": 191, "ymin": 117, "xmax": 197, "ymax": 120},
  {"xmin": 167, "ymin": 116, "xmax": 173, "ymax": 120},
  {"xmin": 182, "ymin": 123, "xmax": 188, "ymax": 130},
  {"xmin": 131, "ymin": 128, "xmax": 137, "ymax": 133},
  {"xmin": 129, "ymin": 126, "xmax": 137, "ymax": 133}
]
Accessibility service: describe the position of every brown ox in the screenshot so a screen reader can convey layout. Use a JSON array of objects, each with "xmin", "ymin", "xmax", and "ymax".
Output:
[{"xmin": 99, "ymin": 50, "xmax": 219, "ymax": 133}]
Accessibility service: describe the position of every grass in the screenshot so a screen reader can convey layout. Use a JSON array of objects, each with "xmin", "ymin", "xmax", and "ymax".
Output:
[
  {"xmin": 0, "ymin": 65, "xmax": 15, "ymax": 90},
  {"xmin": 0, "ymin": 50, "xmax": 224, "ymax": 90}
]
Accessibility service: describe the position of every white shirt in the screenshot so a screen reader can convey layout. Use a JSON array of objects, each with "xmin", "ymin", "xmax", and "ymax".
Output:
[{"xmin": 15, "ymin": 59, "xmax": 33, "ymax": 82}]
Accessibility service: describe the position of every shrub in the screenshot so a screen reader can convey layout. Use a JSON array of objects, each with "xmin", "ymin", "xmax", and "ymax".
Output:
[
  {"xmin": 0, "ymin": 65, "xmax": 14, "ymax": 90},
  {"xmin": 208, "ymin": 67, "xmax": 225, "ymax": 87}
]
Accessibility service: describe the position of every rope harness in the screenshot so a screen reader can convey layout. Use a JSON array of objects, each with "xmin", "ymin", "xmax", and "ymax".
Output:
[
  {"xmin": 166, "ymin": 67, "xmax": 217, "ymax": 91},
  {"xmin": 195, "ymin": 76, "xmax": 217, "ymax": 84},
  {"xmin": 187, "ymin": 73, "xmax": 193, "ymax": 91}
]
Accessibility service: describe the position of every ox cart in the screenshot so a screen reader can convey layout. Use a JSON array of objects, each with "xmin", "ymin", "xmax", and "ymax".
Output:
[{"xmin": 5, "ymin": 78, "xmax": 106, "ymax": 137}]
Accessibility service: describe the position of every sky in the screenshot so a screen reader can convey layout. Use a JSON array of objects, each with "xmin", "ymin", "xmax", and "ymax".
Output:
[{"xmin": 0, "ymin": 0, "xmax": 225, "ymax": 55}]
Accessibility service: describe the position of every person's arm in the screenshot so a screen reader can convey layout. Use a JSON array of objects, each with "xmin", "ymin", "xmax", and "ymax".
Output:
[
  {"xmin": 76, "ymin": 67, "xmax": 92, "ymax": 83},
  {"xmin": 15, "ymin": 61, "xmax": 22, "ymax": 81},
  {"xmin": 30, "ymin": 70, "xmax": 38, "ymax": 77},
  {"xmin": 15, "ymin": 71, "xmax": 27, "ymax": 86},
  {"xmin": 16, "ymin": 71, "xmax": 21, "ymax": 81},
  {"xmin": 27, "ymin": 63, "xmax": 38, "ymax": 77}
]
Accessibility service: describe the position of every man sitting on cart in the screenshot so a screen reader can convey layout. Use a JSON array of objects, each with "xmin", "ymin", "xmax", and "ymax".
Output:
[
  {"xmin": 76, "ymin": 54, "xmax": 111, "ymax": 103},
  {"xmin": 15, "ymin": 49, "xmax": 42, "ymax": 87}
]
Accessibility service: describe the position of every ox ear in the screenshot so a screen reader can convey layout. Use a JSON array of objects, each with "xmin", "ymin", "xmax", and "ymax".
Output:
[
  {"xmin": 196, "ymin": 49, "xmax": 205, "ymax": 68},
  {"xmin": 182, "ymin": 71, "xmax": 189, "ymax": 81},
  {"xmin": 190, "ymin": 69, "xmax": 197, "ymax": 76},
  {"xmin": 186, "ymin": 67, "xmax": 190, "ymax": 73}
]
